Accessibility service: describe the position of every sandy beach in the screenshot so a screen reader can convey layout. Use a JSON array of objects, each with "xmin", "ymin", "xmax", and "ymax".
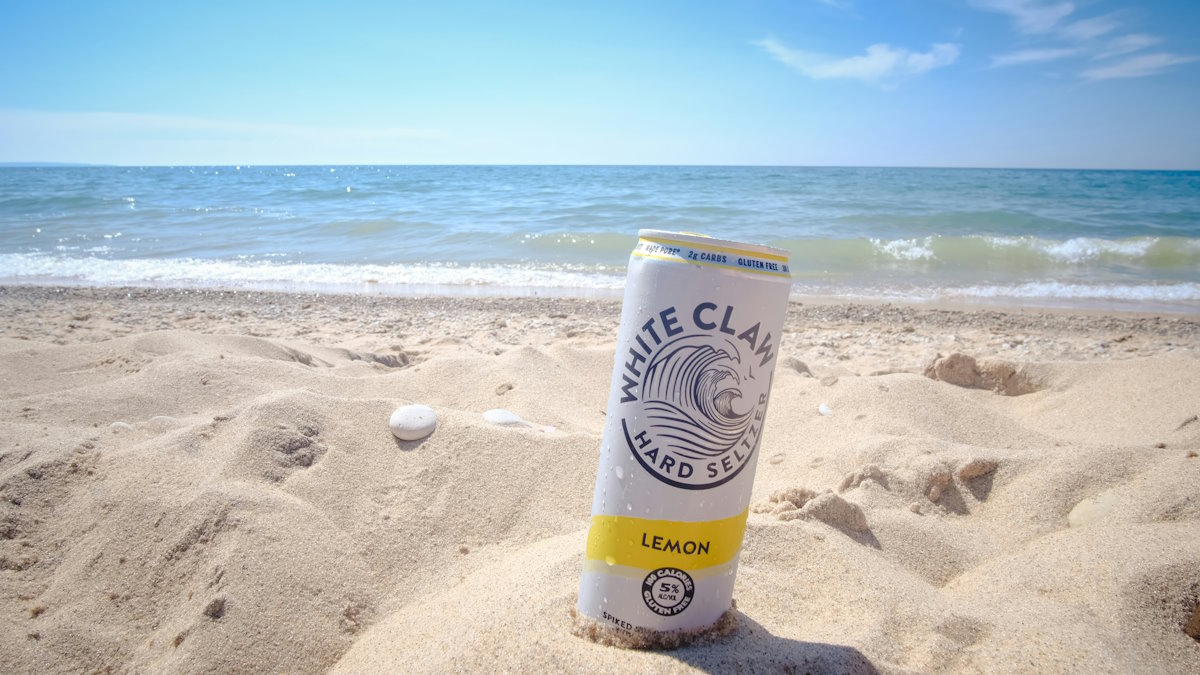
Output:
[{"xmin": 1, "ymin": 284, "xmax": 1198, "ymax": 673}]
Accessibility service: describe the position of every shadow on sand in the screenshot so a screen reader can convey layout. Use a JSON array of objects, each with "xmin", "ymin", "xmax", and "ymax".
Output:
[{"xmin": 669, "ymin": 610, "xmax": 881, "ymax": 674}]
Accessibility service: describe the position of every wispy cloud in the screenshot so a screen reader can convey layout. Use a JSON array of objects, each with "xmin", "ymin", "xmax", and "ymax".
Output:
[
  {"xmin": 972, "ymin": 2, "xmax": 1193, "ymax": 80},
  {"xmin": 1081, "ymin": 53, "xmax": 1199, "ymax": 80},
  {"xmin": 1059, "ymin": 13, "xmax": 1121, "ymax": 41},
  {"xmin": 991, "ymin": 48, "xmax": 1080, "ymax": 67},
  {"xmin": 1095, "ymin": 33, "xmax": 1163, "ymax": 59},
  {"xmin": 970, "ymin": 0, "xmax": 1076, "ymax": 34},
  {"xmin": 755, "ymin": 38, "xmax": 960, "ymax": 87}
]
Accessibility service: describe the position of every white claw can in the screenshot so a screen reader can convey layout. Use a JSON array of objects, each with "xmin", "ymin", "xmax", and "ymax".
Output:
[{"xmin": 578, "ymin": 229, "xmax": 792, "ymax": 634}]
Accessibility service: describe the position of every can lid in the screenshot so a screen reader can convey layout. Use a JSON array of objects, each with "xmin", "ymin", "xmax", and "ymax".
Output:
[
  {"xmin": 637, "ymin": 229, "xmax": 790, "ymax": 261},
  {"xmin": 635, "ymin": 229, "xmax": 791, "ymax": 281}
]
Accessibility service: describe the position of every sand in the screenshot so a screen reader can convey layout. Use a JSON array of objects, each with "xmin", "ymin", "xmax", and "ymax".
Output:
[{"xmin": 1, "ymin": 284, "xmax": 1199, "ymax": 673}]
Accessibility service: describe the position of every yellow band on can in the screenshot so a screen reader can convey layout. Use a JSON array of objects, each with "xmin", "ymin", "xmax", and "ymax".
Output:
[{"xmin": 584, "ymin": 509, "xmax": 749, "ymax": 572}]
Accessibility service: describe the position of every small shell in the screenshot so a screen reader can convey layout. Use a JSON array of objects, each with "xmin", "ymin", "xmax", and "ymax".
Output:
[{"xmin": 818, "ymin": 403, "xmax": 833, "ymax": 416}]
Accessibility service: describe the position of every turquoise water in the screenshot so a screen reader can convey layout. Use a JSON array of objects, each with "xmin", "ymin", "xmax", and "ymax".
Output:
[{"xmin": 1, "ymin": 165, "xmax": 1198, "ymax": 310}]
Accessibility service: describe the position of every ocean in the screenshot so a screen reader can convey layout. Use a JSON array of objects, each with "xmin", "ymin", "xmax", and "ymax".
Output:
[{"xmin": 2, "ymin": 165, "xmax": 1198, "ymax": 312}]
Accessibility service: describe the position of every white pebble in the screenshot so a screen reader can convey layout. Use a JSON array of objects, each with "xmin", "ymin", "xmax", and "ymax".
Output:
[
  {"xmin": 483, "ymin": 408, "xmax": 526, "ymax": 426},
  {"xmin": 389, "ymin": 405, "xmax": 437, "ymax": 441},
  {"xmin": 818, "ymin": 403, "xmax": 833, "ymax": 416},
  {"xmin": 110, "ymin": 421, "xmax": 134, "ymax": 432}
]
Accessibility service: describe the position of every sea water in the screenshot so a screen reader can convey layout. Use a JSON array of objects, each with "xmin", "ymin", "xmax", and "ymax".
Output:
[{"xmin": 1, "ymin": 165, "xmax": 1197, "ymax": 311}]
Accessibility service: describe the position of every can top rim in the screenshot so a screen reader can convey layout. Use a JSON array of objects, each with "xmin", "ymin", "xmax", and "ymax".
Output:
[{"xmin": 636, "ymin": 229, "xmax": 790, "ymax": 260}]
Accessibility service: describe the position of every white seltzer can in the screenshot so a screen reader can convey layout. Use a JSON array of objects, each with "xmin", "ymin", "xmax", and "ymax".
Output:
[{"xmin": 577, "ymin": 229, "xmax": 792, "ymax": 633}]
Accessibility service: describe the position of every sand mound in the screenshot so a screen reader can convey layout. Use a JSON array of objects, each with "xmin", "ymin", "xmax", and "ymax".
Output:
[
  {"xmin": 2, "ymin": 289, "xmax": 1198, "ymax": 673},
  {"xmin": 923, "ymin": 352, "xmax": 1040, "ymax": 396},
  {"xmin": 759, "ymin": 488, "xmax": 871, "ymax": 533}
]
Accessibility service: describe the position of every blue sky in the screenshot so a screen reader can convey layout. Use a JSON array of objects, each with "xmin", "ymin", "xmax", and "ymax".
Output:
[{"xmin": 1, "ymin": 0, "xmax": 1197, "ymax": 168}]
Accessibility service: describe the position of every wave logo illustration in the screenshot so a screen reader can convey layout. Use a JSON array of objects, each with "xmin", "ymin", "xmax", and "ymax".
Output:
[
  {"xmin": 622, "ymin": 333, "xmax": 771, "ymax": 490},
  {"xmin": 644, "ymin": 336, "xmax": 752, "ymax": 458}
]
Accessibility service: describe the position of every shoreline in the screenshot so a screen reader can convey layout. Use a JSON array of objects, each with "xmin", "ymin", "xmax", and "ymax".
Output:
[
  {"xmin": 7, "ymin": 281, "xmax": 1200, "ymax": 316},
  {"xmin": 4, "ymin": 282, "xmax": 1197, "ymax": 337},
  {"xmin": 3, "ymin": 276, "xmax": 1199, "ymax": 316}
]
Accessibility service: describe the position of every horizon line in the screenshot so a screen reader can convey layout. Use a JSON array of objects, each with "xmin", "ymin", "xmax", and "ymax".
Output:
[{"xmin": 3, "ymin": 161, "xmax": 1199, "ymax": 172}]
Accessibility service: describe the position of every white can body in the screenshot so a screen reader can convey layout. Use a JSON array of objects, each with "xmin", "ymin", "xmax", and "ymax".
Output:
[{"xmin": 578, "ymin": 229, "xmax": 792, "ymax": 633}]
